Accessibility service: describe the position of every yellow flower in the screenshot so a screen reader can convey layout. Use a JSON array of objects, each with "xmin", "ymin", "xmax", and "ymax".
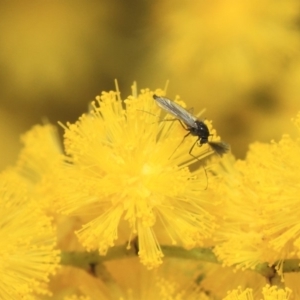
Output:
[
  {"xmin": 0, "ymin": 170, "xmax": 60, "ymax": 299},
  {"xmin": 212, "ymin": 112, "xmax": 300, "ymax": 273},
  {"xmin": 223, "ymin": 285, "xmax": 292, "ymax": 300},
  {"xmin": 210, "ymin": 154, "xmax": 272, "ymax": 270},
  {"xmin": 15, "ymin": 124, "xmax": 84, "ymax": 252},
  {"xmin": 223, "ymin": 287, "xmax": 253, "ymax": 300},
  {"xmin": 148, "ymin": 0, "xmax": 300, "ymax": 106},
  {"xmin": 262, "ymin": 285, "xmax": 292, "ymax": 300},
  {"xmin": 16, "ymin": 123, "xmax": 64, "ymax": 212},
  {"xmin": 58, "ymin": 84, "xmax": 222, "ymax": 268}
]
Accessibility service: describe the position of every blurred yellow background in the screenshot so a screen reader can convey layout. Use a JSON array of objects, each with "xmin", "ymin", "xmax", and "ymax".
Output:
[{"xmin": 1, "ymin": 0, "xmax": 300, "ymax": 170}]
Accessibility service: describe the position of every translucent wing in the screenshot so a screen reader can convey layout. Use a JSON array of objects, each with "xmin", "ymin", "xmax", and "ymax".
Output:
[
  {"xmin": 208, "ymin": 141, "xmax": 230, "ymax": 156},
  {"xmin": 153, "ymin": 95, "xmax": 197, "ymax": 128},
  {"xmin": 153, "ymin": 95, "xmax": 231, "ymax": 157}
]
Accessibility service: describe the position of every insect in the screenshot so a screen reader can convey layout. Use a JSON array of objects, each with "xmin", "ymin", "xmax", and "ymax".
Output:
[{"xmin": 153, "ymin": 94, "xmax": 230, "ymax": 158}]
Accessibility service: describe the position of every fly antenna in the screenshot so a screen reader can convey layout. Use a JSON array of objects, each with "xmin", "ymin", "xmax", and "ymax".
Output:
[{"xmin": 136, "ymin": 109, "xmax": 158, "ymax": 118}]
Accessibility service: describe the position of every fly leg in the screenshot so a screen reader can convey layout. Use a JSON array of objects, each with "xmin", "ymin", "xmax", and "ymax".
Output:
[
  {"xmin": 168, "ymin": 131, "xmax": 191, "ymax": 159},
  {"xmin": 189, "ymin": 137, "xmax": 209, "ymax": 190}
]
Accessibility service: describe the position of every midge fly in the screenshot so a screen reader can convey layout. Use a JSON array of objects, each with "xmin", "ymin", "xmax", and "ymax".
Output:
[{"xmin": 153, "ymin": 94, "xmax": 230, "ymax": 158}]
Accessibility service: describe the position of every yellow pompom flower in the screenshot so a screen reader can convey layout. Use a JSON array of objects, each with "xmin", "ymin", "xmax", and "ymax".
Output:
[
  {"xmin": 16, "ymin": 123, "xmax": 64, "ymax": 212},
  {"xmin": 149, "ymin": 0, "xmax": 300, "ymax": 105},
  {"xmin": 16, "ymin": 124, "xmax": 63, "ymax": 179},
  {"xmin": 213, "ymin": 112, "xmax": 300, "ymax": 274},
  {"xmin": 224, "ymin": 287, "xmax": 253, "ymax": 300},
  {"xmin": 15, "ymin": 124, "xmax": 84, "ymax": 252},
  {"xmin": 0, "ymin": 170, "xmax": 60, "ymax": 299},
  {"xmin": 262, "ymin": 285, "xmax": 292, "ymax": 300},
  {"xmin": 223, "ymin": 285, "xmax": 292, "ymax": 300},
  {"xmin": 58, "ymin": 84, "xmax": 222, "ymax": 268}
]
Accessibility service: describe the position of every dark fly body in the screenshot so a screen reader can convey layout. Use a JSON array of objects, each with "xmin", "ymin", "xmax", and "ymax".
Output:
[{"xmin": 153, "ymin": 94, "xmax": 230, "ymax": 157}]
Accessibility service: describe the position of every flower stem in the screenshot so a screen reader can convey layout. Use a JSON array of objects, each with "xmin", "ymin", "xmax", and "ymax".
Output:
[{"xmin": 60, "ymin": 244, "xmax": 300, "ymax": 282}]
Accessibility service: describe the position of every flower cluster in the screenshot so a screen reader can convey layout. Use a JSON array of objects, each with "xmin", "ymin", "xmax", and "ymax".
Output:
[{"xmin": 3, "ymin": 83, "xmax": 300, "ymax": 298}]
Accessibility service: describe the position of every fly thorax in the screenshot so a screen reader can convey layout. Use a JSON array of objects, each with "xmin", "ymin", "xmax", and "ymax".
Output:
[{"xmin": 194, "ymin": 121, "xmax": 210, "ymax": 140}]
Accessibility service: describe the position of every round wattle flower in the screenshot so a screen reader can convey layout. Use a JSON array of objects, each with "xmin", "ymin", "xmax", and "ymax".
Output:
[
  {"xmin": 224, "ymin": 285, "xmax": 292, "ymax": 300},
  {"xmin": 0, "ymin": 171, "xmax": 60, "ymax": 299},
  {"xmin": 211, "ymin": 112, "xmax": 300, "ymax": 277},
  {"xmin": 58, "ymin": 84, "xmax": 223, "ymax": 268}
]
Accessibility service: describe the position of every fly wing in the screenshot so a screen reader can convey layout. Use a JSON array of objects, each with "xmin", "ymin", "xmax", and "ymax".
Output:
[
  {"xmin": 153, "ymin": 95, "xmax": 197, "ymax": 128},
  {"xmin": 208, "ymin": 141, "xmax": 230, "ymax": 156}
]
